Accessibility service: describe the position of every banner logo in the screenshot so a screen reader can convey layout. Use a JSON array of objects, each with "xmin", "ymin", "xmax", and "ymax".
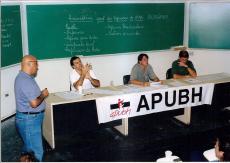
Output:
[{"xmin": 110, "ymin": 99, "xmax": 131, "ymax": 118}]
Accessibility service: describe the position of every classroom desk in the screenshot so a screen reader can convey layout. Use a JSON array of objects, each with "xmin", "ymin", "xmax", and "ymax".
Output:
[
  {"xmin": 173, "ymin": 73, "xmax": 230, "ymax": 124},
  {"xmin": 43, "ymin": 73, "xmax": 230, "ymax": 149}
]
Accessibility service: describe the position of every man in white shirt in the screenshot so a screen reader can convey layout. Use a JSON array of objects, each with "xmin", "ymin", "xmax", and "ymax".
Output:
[{"xmin": 69, "ymin": 56, "xmax": 100, "ymax": 91}]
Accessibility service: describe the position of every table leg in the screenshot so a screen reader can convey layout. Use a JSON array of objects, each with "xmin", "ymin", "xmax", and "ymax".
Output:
[
  {"xmin": 174, "ymin": 107, "xmax": 191, "ymax": 125},
  {"xmin": 114, "ymin": 118, "xmax": 129, "ymax": 136}
]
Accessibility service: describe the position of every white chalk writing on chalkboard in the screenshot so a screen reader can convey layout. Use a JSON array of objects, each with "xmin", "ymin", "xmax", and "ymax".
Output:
[
  {"xmin": 103, "ymin": 15, "xmax": 145, "ymax": 36},
  {"xmin": 64, "ymin": 14, "xmax": 100, "ymax": 55},
  {"xmin": 147, "ymin": 14, "xmax": 168, "ymax": 20},
  {"xmin": 63, "ymin": 12, "xmax": 170, "ymax": 54},
  {"xmin": 63, "ymin": 13, "xmax": 158, "ymax": 54},
  {"xmin": 68, "ymin": 14, "xmax": 93, "ymax": 23},
  {"xmin": 105, "ymin": 23, "xmax": 144, "ymax": 36},
  {"xmin": 1, "ymin": 18, "xmax": 14, "ymax": 48}
]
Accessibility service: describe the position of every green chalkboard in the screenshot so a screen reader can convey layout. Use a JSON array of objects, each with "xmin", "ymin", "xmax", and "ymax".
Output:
[
  {"xmin": 1, "ymin": 5, "xmax": 23, "ymax": 67},
  {"xmin": 189, "ymin": 3, "xmax": 230, "ymax": 49},
  {"xmin": 27, "ymin": 3, "xmax": 184, "ymax": 60}
]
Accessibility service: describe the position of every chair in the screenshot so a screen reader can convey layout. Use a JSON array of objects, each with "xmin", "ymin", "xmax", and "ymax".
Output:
[
  {"xmin": 123, "ymin": 75, "xmax": 130, "ymax": 85},
  {"xmin": 166, "ymin": 68, "xmax": 173, "ymax": 79}
]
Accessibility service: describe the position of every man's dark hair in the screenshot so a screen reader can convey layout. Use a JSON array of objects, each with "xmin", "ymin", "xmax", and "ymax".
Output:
[
  {"xmin": 138, "ymin": 53, "xmax": 148, "ymax": 63},
  {"xmin": 218, "ymin": 134, "xmax": 230, "ymax": 161},
  {"xmin": 70, "ymin": 56, "xmax": 80, "ymax": 68},
  {"xmin": 179, "ymin": 50, "xmax": 189, "ymax": 58}
]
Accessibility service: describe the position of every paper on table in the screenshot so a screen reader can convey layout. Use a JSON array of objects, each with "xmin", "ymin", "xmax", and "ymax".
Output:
[
  {"xmin": 55, "ymin": 91, "xmax": 82, "ymax": 100},
  {"xmin": 197, "ymin": 73, "xmax": 230, "ymax": 82},
  {"xmin": 139, "ymin": 85, "xmax": 169, "ymax": 92},
  {"xmin": 84, "ymin": 88, "xmax": 123, "ymax": 95},
  {"xmin": 150, "ymin": 84, "xmax": 169, "ymax": 89},
  {"xmin": 167, "ymin": 80, "xmax": 187, "ymax": 87},
  {"xmin": 121, "ymin": 84, "xmax": 168, "ymax": 93},
  {"xmin": 121, "ymin": 85, "xmax": 141, "ymax": 93},
  {"xmin": 218, "ymin": 73, "xmax": 230, "ymax": 78},
  {"xmin": 150, "ymin": 81, "xmax": 161, "ymax": 86},
  {"xmin": 183, "ymin": 78, "xmax": 201, "ymax": 84}
]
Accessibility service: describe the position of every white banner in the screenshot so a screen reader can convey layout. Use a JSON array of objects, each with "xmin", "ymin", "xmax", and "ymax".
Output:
[{"xmin": 96, "ymin": 83, "xmax": 214, "ymax": 123}]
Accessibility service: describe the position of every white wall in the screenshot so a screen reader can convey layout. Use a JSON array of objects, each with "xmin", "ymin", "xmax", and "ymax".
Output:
[
  {"xmin": 189, "ymin": 50, "xmax": 230, "ymax": 75},
  {"xmin": 1, "ymin": 65, "xmax": 20, "ymax": 120}
]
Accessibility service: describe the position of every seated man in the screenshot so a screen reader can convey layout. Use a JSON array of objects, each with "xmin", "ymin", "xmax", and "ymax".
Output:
[
  {"xmin": 130, "ymin": 53, "xmax": 160, "ymax": 87},
  {"xmin": 215, "ymin": 134, "xmax": 230, "ymax": 161},
  {"xmin": 172, "ymin": 50, "xmax": 197, "ymax": 79},
  {"xmin": 70, "ymin": 56, "xmax": 100, "ymax": 91}
]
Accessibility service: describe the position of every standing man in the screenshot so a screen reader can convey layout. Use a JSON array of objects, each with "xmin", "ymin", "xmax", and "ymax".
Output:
[
  {"xmin": 14, "ymin": 55, "xmax": 49, "ymax": 161},
  {"xmin": 130, "ymin": 53, "xmax": 160, "ymax": 87},
  {"xmin": 171, "ymin": 50, "xmax": 197, "ymax": 79}
]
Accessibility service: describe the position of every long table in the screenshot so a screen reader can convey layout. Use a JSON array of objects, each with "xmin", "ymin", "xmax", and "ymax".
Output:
[
  {"xmin": 173, "ymin": 73, "xmax": 230, "ymax": 124},
  {"xmin": 43, "ymin": 73, "xmax": 230, "ymax": 149}
]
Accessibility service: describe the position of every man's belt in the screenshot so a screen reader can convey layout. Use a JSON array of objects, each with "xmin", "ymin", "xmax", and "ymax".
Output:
[{"xmin": 20, "ymin": 110, "xmax": 45, "ymax": 115}]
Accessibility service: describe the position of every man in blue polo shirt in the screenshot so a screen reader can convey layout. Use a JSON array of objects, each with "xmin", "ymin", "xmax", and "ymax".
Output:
[{"xmin": 14, "ymin": 55, "xmax": 49, "ymax": 161}]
